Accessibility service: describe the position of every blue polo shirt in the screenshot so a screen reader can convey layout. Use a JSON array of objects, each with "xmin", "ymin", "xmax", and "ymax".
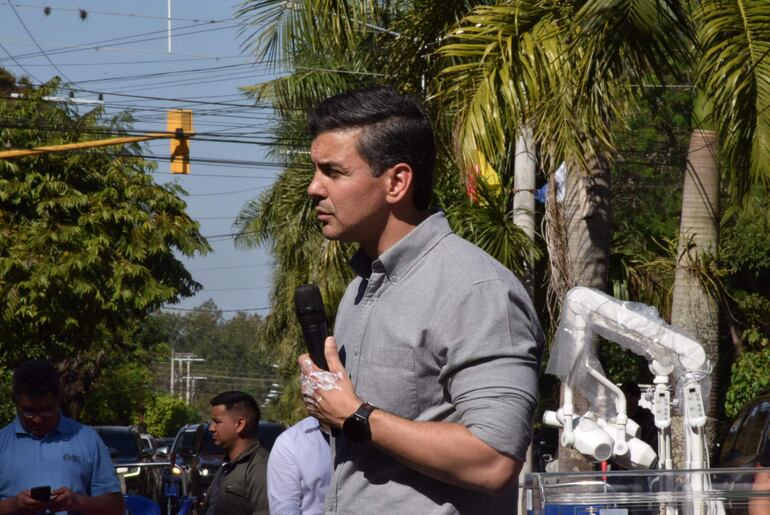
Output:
[{"xmin": 0, "ymin": 414, "xmax": 120, "ymax": 502}]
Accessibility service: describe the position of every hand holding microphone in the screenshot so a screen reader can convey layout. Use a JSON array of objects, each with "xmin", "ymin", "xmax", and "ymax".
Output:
[{"xmin": 294, "ymin": 284, "xmax": 362, "ymax": 429}]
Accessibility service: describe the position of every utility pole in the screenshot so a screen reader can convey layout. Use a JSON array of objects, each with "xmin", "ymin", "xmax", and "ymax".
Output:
[
  {"xmin": 172, "ymin": 353, "xmax": 204, "ymax": 401},
  {"xmin": 190, "ymin": 376, "xmax": 207, "ymax": 403},
  {"xmin": 170, "ymin": 349, "xmax": 175, "ymax": 395}
]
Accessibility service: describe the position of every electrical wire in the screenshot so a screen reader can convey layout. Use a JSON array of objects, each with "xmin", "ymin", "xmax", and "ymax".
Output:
[
  {"xmin": 0, "ymin": 19, "xmax": 240, "ymax": 63},
  {"xmin": 7, "ymin": 1, "xmax": 74, "ymax": 83},
  {"xmin": 71, "ymin": 62, "xmax": 255, "ymax": 85},
  {"xmin": 162, "ymin": 305, "xmax": 270, "ymax": 313},
  {"xmin": 0, "ymin": 119, "xmax": 305, "ymax": 147},
  {"xmin": 0, "ymin": 40, "xmax": 41, "ymax": 82},
  {"xmin": 196, "ymin": 286, "xmax": 271, "ymax": 292},
  {"xmin": 188, "ymin": 263, "xmax": 273, "ymax": 271},
  {"xmin": 187, "ymin": 185, "xmax": 268, "ymax": 197},
  {"xmin": 9, "ymin": 2, "xmax": 233, "ymax": 24}
]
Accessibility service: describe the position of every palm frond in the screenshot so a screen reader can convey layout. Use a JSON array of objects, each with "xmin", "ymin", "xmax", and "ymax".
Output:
[
  {"xmin": 444, "ymin": 178, "xmax": 542, "ymax": 277},
  {"xmin": 436, "ymin": 2, "xmax": 558, "ymax": 175},
  {"xmin": 694, "ymin": 0, "xmax": 770, "ymax": 200}
]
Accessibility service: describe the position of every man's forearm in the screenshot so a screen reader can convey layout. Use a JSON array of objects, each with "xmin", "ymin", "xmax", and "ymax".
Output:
[
  {"xmin": 74, "ymin": 492, "xmax": 124, "ymax": 515},
  {"xmin": 367, "ymin": 409, "xmax": 521, "ymax": 495}
]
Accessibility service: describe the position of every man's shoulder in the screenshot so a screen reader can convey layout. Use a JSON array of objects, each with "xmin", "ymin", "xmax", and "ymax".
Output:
[
  {"xmin": 58, "ymin": 418, "xmax": 108, "ymax": 452},
  {"xmin": 0, "ymin": 420, "xmax": 17, "ymax": 446},
  {"xmin": 271, "ymin": 417, "xmax": 316, "ymax": 450},
  {"xmin": 60, "ymin": 416, "xmax": 97, "ymax": 437},
  {"xmin": 432, "ymin": 232, "xmax": 518, "ymax": 284},
  {"xmin": 247, "ymin": 440, "xmax": 270, "ymax": 464}
]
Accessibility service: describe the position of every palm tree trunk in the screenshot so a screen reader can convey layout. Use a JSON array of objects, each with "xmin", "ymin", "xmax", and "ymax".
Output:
[
  {"xmin": 557, "ymin": 154, "xmax": 612, "ymax": 472},
  {"xmin": 670, "ymin": 126, "xmax": 720, "ymax": 467},
  {"xmin": 514, "ymin": 127, "xmax": 537, "ymax": 294}
]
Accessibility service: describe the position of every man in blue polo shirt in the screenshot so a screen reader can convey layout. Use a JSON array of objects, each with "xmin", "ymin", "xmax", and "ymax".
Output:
[{"xmin": 0, "ymin": 360, "xmax": 124, "ymax": 515}]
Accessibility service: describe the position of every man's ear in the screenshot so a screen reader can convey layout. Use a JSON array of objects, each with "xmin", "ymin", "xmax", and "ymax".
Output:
[
  {"xmin": 235, "ymin": 416, "xmax": 247, "ymax": 436},
  {"xmin": 384, "ymin": 163, "xmax": 414, "ymax": 205}
]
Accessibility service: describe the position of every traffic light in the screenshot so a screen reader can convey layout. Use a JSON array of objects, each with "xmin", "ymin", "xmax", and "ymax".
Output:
[{"xmin": 168, "ymin": 109, "xmax": 192, "ymax": 174}]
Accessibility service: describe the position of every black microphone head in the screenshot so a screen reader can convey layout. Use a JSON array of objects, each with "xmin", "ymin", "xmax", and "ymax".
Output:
[
  {"xmin": 294, "ymin": 284, "xmax": 325, "ymax": 317},
  {"xmin": 294, "ymin": 283, "xmax": 329, "ymax": 370}
]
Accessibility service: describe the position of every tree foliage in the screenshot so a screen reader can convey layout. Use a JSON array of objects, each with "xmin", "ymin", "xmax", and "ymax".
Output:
[
  {"xmin": 142, "ymin": 303, "xmax": 278, "ymax": 420},
  {"xmin": 80, "ymin": 362, "xmax": 155, "ymax": 426},
  {"xmin": 143, "ymin": 394, "xmax": 199, "ymax": 437},
  {"xmin": 0, "ymin": 74, "xmax": 210, "ymax": 416}
]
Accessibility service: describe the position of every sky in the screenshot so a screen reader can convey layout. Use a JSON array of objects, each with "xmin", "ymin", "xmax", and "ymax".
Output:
[{"xmin": 0, "ymin": 0, "xmax": 285, "ymax": 318}]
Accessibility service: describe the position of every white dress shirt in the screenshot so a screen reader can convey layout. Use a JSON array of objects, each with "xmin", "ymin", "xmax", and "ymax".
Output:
[{"xmin": 267, "ymin": 416, "xmax": 331, "ymax": 515}]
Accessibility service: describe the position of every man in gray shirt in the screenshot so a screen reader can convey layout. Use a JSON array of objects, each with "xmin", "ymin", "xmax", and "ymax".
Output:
[{"xmin": 299, "ymin": 86, "xmax": 544, "ymax": 514}]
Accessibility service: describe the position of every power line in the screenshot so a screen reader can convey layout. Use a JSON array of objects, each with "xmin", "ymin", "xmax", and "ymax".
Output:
[
  {"xmin": 0, "ymin": 56, "xmax": 250, "ymax": 67},
  {"xmin": 10, "ymin": 2, "xmax": 234, "ymax": 24},
  {"xmin": 0, "ymin": 40, "xmax": 42, "ymax": 82},
  {"xmin": 6, "ymin": 82, "xmax": 298, "ymax": 110},
  {"xmin": 198, "ymin": 286, "xmax": 271, "ymax": 292},
  {"xmin": 0, "ymin": 19, "xmax": 240, "ymax": 63},
  {"xmin": 162, "ymin": 305, "xmax": 270, "ymax": 313},
  {"xmin": 0, "ymin": 119, "xmax": 305, "ymax": 148},
  {"xmin": 188, "ymin": 263, "xmax": 273, "ymax": 271},
  {"xmin": 71, "ymin": 62, "xmax": 255, "ymax": 85},
  {"xmin": 188, "ymin": 185, "xmax": 269, "ymax": 197},
  {"xmin": 7, "ymin": 1, "xmax": 74, "ymax": 83}
]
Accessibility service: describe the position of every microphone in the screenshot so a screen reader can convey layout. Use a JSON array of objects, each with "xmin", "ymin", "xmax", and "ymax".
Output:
[{"xmin": 294, "ymin": 284, "xmax": 329, "ymax": 370}]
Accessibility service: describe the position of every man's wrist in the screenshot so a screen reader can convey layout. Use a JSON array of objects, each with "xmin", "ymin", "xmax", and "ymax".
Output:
[
  {"xmin": 342, "ymin": 402, "xmax": 378, "ymax": 442},
  {"xmin": 70, "ymin": 492, "xmax": 82, "ymax": 512}
]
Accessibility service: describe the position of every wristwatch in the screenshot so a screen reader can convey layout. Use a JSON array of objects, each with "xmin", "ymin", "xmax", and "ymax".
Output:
[{"xmin": 342, "ymin": 402, "xmax": 377, "ymax": 442}]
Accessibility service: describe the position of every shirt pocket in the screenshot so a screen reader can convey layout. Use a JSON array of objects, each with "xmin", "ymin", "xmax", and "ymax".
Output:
[
  {"xmin": 358, "ymin": 342, "xmax": 420, "ymax": 419},
  {"xmin": 223, "ymin": 479, "xmax": 248, "ymax": 498}
]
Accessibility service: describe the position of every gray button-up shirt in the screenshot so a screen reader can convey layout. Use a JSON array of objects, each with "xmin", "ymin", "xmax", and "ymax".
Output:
[{"xmin": 328, "ymin": 211, "xmax": 544, "ymax": 514}]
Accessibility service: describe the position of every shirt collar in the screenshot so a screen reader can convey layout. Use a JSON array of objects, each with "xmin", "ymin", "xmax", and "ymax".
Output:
[
  {"xmin": 350, "ymin": 211, "xmax": 452, "ymax": 281},
  {"xmin": 227, "ymin": 439, "xmax": 263, "ymax": 465},
  {"xmin": 13, "ymin": 411, "xmax": 71, "ymax": 438}
]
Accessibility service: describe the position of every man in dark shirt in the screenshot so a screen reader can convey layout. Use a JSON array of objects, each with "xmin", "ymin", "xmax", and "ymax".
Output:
[{"xmin": 203, "ymin": 391, "xmax": 269, "ymax": 515}]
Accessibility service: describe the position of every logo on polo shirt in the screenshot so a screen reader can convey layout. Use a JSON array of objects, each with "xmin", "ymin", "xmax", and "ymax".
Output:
[{"xmin": 63, "ymin": 453, "xmax": 83, "ymax": 464}]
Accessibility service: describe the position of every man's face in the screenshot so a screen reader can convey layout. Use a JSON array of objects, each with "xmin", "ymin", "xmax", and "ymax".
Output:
[
  {"xmin": 308, "ymin": 129, "xmax": 391, "ymax": 249},
  {"xmin": 16, "ymin": 392, "xmax": 60, "ymax": 438},
  {"xmin": 209, "ymin": 405, "xmax": 241, "ymax": 452}
]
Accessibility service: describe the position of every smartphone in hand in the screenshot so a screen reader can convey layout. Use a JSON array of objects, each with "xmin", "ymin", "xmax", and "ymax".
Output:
[{"xmin": 30, "ymin": 486, "xmax": 51, "ymax": 503}]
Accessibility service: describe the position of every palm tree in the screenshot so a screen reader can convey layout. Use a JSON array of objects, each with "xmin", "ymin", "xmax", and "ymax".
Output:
[{"xmin": 668, "ymin": 1, "xmax": 770, "ymax": 464}]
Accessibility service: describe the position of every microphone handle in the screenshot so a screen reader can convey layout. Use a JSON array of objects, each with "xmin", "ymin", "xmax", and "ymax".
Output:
[{"xmin": 304, "ymin": 324, "xmax": 329, "ymax": 371}]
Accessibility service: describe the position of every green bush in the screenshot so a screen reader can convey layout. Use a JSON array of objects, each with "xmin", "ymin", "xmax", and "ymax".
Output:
[
  {"xmin": 725, "ymin": 347, "xmax": 770, "ymax": 418},
  {"xmin": 143, "ymin": 395, "xmax": 199, "ymax": 437}
]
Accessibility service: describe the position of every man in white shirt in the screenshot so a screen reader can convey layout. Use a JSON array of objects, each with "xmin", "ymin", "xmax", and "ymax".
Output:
[{"xmin": 266, "ymin": 417, "xmax": 331, "ymax": 515}]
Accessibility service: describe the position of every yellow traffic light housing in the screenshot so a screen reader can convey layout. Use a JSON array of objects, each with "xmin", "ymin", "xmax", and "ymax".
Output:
[
  {"xmin": 0, "ymin": 109, "xmax": 194, "ymax": 172},
  {"xmin": 168, "ymin": 109, "xmax": 192, "ymax": 174}
]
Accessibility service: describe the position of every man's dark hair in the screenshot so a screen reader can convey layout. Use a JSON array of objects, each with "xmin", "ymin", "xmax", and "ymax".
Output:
[
  {"xmin": 12, "ymin": 360, "xmax": 61, "ymax": 402},
  {"xmin": 308, "ymin": 85, "xmax": 436, "ymax": 211},
  {"xmin": 210, "ymin": 391, "xmax": 260, "ymax": 437}
]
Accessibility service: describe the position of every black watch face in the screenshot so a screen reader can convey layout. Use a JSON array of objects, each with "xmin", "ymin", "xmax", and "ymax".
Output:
[{"xmin": 343, "ymin": 413, "xmax": 370, "ymax": 442}]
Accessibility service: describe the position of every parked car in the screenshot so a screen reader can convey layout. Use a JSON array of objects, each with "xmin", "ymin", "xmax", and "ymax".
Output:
[
  {"xmin": 713, "ymin": 389, "xmax": 770, "ymax": 512},
  {"xmin": 717, "ymin": 390, "xmax": 770, "ymax": 468},
  {"xmin": 94, "ymin": 425, "xmax": 161, "ymax": 501},
  {"xmin": 163, "ymin": 421, "xmax": 285, "ymax": 513}
]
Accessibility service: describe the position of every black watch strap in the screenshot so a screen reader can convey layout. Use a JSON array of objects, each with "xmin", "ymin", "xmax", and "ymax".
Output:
[{"xmin": 342, "ymin": 402, "xmax": 377, "ymax": 442}]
